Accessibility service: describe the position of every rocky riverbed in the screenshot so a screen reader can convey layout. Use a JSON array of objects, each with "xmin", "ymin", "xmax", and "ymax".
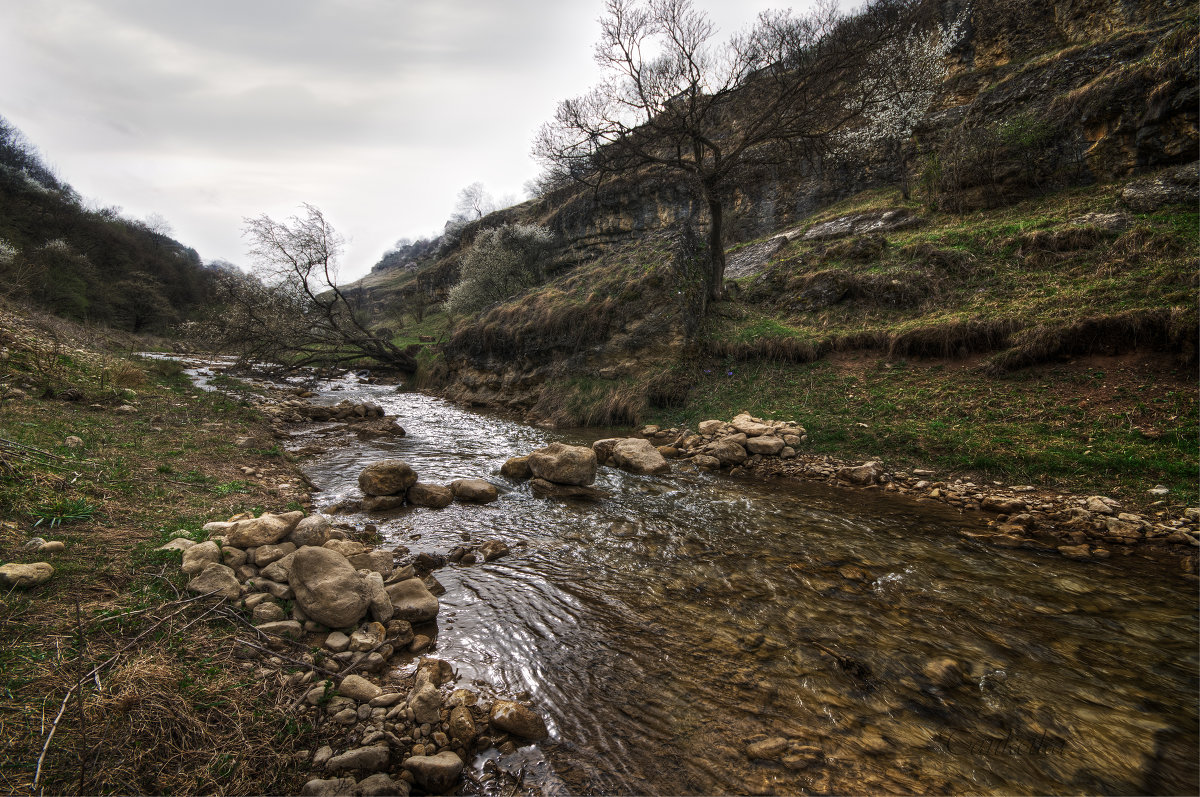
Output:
[{"xmin": 166, "ymin": 360, "xmax": 1198, "ymax": 795}]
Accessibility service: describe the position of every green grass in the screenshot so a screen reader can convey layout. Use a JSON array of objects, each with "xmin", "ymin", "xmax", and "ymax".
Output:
[{"xmin": 654, "ymin": 355, "xmax": 1198, "ymax": 503}]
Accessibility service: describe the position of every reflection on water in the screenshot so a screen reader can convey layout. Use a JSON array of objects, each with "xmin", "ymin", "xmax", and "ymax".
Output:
[{"xmin": 287, "ymin": 372, "xmax": 1197, "ymax": 796}]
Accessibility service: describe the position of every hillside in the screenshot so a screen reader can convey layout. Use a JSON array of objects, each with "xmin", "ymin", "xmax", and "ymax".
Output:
[
  {"xmin": 345, "ymin": 0, "xmax": 1197, "ymax": 501},
  {"xmin": 0, "ymin": 115, "xmax": 221, "ymax": 333}
]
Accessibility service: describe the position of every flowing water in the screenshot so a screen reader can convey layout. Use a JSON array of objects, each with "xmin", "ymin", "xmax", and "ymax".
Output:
[{"xmin": 253, "ymin": 368, "xmax": 1195, "ymax": 795}]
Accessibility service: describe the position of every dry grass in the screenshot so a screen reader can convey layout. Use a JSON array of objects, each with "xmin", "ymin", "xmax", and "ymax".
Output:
[
  {"xmin": 0, "ymin": 306, "xmax": 320, "ymax": 795},
  {"xmin": 985, "ymin": 307, "xmax": 1198, "ymax": 374}
]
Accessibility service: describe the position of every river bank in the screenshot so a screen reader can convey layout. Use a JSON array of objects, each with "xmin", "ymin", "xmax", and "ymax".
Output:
[
  {"xmin": 4, "ymin": 320, "xmax": 1197, "ymax": 795},
  {"xmin": 247, "ymin": 362, "xmax": 1198, "ymax": 795}
]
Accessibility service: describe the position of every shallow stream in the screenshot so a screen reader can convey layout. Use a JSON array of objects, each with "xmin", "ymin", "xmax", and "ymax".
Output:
[{"xmin": 271, "ymin": 370, "xmax": 1196, "ymax": 795}]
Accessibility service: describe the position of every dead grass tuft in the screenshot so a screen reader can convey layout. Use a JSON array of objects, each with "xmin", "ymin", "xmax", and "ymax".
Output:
[
  {"xmin": 985, "ymin": 307, "xmax": 1197, "ymax": 373},
  {"xmin": 887, "ymin": 318, "xmax": 1020, "ymax": 359}
]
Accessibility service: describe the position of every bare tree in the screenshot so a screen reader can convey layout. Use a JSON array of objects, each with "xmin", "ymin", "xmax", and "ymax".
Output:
[
  {"xmin": 451, "ymin": 181, "xmax": 497, "ymax": 223},
  {"xmin": 204, "ymin": 204, "xmax": 416, "ymax": 373},
  {"xmin": 535, "ymin": 0, "xmax": 916, "ymax": 303}
]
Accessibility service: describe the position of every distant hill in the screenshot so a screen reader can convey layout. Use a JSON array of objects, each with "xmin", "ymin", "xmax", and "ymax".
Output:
[{"xmin": 0, "ymin": 114, "xmax": 220, "ymax": 333}]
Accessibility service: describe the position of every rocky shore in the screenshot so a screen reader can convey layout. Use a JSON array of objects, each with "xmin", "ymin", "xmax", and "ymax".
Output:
[
  {"xmin": 167, "ymin": 505, "xmax": 544, "ymax": 796},
  {"xmin": 636, "ymin": 413, "xmax": 1199, "ymax": 576}
]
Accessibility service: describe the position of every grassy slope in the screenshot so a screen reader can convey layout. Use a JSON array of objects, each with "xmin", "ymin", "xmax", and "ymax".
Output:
[
  {"xmin": 652, "ymin": 179, "xmax": 1198, "ymax": 504},
  {"xmin": 0, "ymin": 310, "xmax": 319, "ymax": 794}
]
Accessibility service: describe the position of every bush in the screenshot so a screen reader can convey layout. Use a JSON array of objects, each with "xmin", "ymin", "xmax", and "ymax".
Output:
[{"xmin": 445, "ymin": 224, "xmax": 555, "ymax": 316}]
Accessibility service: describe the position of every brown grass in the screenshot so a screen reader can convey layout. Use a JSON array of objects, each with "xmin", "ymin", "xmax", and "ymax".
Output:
[{"xmin": 985, "ymin": 307, "xmax": 1198, "ymax": 374}]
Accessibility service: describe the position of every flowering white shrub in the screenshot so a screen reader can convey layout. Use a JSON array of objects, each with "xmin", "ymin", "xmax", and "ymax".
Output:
[
  {"xmin": 837, "ymin": 11, "xmax": 968, "ymax": 157},
  {"xmin": 446, "ymin": 224, "xmax": 555, "ymax": 317}
]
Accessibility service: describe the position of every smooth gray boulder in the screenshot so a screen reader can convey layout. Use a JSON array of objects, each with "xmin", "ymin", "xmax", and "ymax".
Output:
[
  {"xmin": 289, "ymin": 546, "xmax": 370, "ymax": 628},
  {"xmin": 338, "ymin": 674, "xmax": 382, "ymax": 702},
  {"xmin": 186, "ymin": 562, "xmax": 241, "ymax": 599},
  {"xmin": 409, "ymin": 681, "xmax": 442, "ymax": 724},
  {"xmin": 226, "ymin": 511, "xmax": 303, "ymax": 547},
  {"xmin": 289, "ymin": 513, "xmax": 331, "ymax": 547},
  {"xmin": 181, "ymin": 540, "xmax": 221, "ymax": 575},
  {"xmin": 450, "ymin": 478, "xmax": 499, "ymax": 504},
  {"xmin": 0, "ymin": 562, "xmax": 54, "ymax": 589},
  {"xmin": 489, "ymin": 699, "xmax": 548, "ymax": 740},
  {"xmin": 407, "ymin": 482, "xmax": 454, "ymax": 508},
  {"xmin": 325, "ymin": 745, "xmax": 389, "ymax": 773}
]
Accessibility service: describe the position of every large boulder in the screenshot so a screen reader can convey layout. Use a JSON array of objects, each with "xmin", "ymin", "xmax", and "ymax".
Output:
[
  {"xmin": 730, "ymin": 414, "xmax": 771, "ymax": 437},
  {"xmin": 186, "ymin": 562, "xmax": 241, "ymax": 599},
  {"xmin": 260, "ymin": 551, "xmax": 296, "ymax": 583},
  {"xmin": 404, "ymin": 751, "xmax": 463, "ymax": 793},
  {"xmin": 226, "ymin": 511, "xmax": 303, "ymax": 547},
  {"xmin": 325, "ymin": 745, "xmax": 389, "ymax": 773},
  {"xmin": 449, "ymin": 705, "xmax": 477, "ymax": 745},
  {"xmin": 339, "ymin": 674, "xmax": 382, "ymax": 702},
  {"xmin": 407, "ymin": 483, "xmax": 453, "ymax": 508},
  {"xmin": 289, "ymin": 514, "xmax": 331, "ymax": 547},
  {"xmin": 528, "ymin": 443, "xmax": 597, "ymax": 486},
  {"xmin": 409, "ymin": 681, "xmax": 442, "ymax": 724},
  {"xmin": 385, "ymin": 578, "xmax": 439, "ymax": 622},
  {"xmin": 0, "ymin": 562, "xmax": 54, "ymax": 589},
  {"xmin": 358, "ymin": 460, "xmax": 417, "ymax": 496},
  {"xmin": 610, "ymin": 438, "xmax": 670, "ymax": 475},
  {"xmin": 254, "ymin": 542, "xmax": 296, "ymax": 567},
  {"xmin": 300, "ymin": 777, "xmax": 358, "ymax": 796},
  {"xmin": 289, "ymin": 546, "xmax": 371, "ymax": 628},
  {"xmin": 181, "ymin": 540, "xmax": 221, "ymax": 575},
  {"xmin": 697, "ymin": 419, "xmax": 726, "ymax": 436},
  {"xmin": 489, "ymin": 700, "xmax": 548, "ymax": 740},
  {"xmin": 591, "ymin": 438, "xmax": 620, "ymax": 466},
  {"xmin": 347, "ymin": 549, "xmax": 393, "ymax": 577},
  {"xmin": 836, "ymin": 461, "xmax": 883, "ymax": 485},
  {"xmin": 361, "ymin": 495, "xmax": 406, "ymax": 513},
  {"xmin": 363, "ymin": 571, "xmax": 394, "ymax": 623},
  {"xmin": 450, "ymin": 478, "xmax": 499, "ymax": 504}
]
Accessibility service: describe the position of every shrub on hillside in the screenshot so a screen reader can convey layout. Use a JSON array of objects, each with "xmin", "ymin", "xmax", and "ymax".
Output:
[{"xmin": 445, "ymin": 223, "xmax": 554, "ymax": 317}]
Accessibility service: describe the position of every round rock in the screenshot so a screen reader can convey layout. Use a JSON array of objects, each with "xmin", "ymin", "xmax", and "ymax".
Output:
[
  {"xmin": 358, "ymin": 460, "xmax": 417, "ymax": 497},
  {"xmin": 290, "ymin": 546, "xmax": 371, "ymax": 628}
]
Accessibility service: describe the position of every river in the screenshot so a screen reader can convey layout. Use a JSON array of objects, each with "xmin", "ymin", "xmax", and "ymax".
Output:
[{"xmin": 209, "ymin": 364, "xmax": 1199, "ymax": 795}]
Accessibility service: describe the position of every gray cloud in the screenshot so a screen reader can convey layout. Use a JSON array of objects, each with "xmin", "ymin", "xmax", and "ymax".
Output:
[{"xmin": 0, "ymin": 0, "xmax": 805, "ymax": 278}]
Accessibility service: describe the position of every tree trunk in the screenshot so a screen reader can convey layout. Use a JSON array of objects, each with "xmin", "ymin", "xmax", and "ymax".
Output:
[{"xmin": 706, "ymin": 195, "xmax": 726, "ymax": 302}]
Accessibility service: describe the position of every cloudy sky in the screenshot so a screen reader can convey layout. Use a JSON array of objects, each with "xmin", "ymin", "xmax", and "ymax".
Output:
[{"xmin": 0, "ymin": 0, "xmax": 819, "ymax": 281}]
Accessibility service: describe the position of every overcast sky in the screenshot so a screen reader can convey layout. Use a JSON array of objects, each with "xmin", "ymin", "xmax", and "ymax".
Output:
[{"xmin": 0, "ymin": 0, "xmax": 824, "ymax": 281}]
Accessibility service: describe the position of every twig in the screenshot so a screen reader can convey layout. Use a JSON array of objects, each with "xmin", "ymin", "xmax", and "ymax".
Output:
[{"xmin": 74, "ymin": 596, "xmax": 87, "ymax": 795}]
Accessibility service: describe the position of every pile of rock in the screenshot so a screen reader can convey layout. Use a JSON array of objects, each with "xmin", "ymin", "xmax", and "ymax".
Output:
[
  {"xmin": 163, "ymin": 508, "xmax": 549, "ymax": 796},
  {"xmin": 357, "ymin": 459, "xmax": 498, "ymax": 512},
  {"xmin": 263, "ymin": 396, "xmax": 407, "ymax": 442},
  {"xmin": 171, "ymin": 511, "xmax": 440, "ymax": 647},
  {"xmin": 502, "ymin": 442, "xmax": 610, "ymax": 500},
  {"xmin": 641, "ymin": 413, "xmax": 808, "ymax": 472}
]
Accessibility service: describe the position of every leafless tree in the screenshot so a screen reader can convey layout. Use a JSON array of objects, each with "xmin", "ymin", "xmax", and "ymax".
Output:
[
  {"xmin": 535, "ymin": 0, "xmax": 918, "ymax": 303},
  {"xmin": 202, "ymin": 204, "xmax": 416, "ymax": 373},
  {"xmin": 451, "ymin": 181, "xmax": 497, "ymax": 223}
]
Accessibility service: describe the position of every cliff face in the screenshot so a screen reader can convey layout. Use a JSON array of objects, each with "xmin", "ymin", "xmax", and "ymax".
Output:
[{"xmin": 364, "ymin": 0, "xmax": 1195, "ymax": 421}]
